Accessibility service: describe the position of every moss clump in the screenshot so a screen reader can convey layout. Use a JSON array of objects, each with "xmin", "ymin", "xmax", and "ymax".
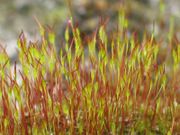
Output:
[{"xmin": 0, "ymin": 14, "xmax": 180, "ymax": 134}]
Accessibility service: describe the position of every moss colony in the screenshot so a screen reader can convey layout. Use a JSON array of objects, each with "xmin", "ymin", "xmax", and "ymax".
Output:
[{"xmin": 0, "ymin": 12, "xmax": 180, "ymax": 134}]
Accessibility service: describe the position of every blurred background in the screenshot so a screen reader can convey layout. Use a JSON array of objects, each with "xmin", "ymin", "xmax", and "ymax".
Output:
[{"xmin": 0, "ymin": 0, "xmax": 180, "ymax": 58}]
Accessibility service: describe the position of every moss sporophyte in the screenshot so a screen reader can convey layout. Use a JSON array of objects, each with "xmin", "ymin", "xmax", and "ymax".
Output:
[{"xmin": 0, "ymin": 16, "xmax": 179, "ymax": 134}]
